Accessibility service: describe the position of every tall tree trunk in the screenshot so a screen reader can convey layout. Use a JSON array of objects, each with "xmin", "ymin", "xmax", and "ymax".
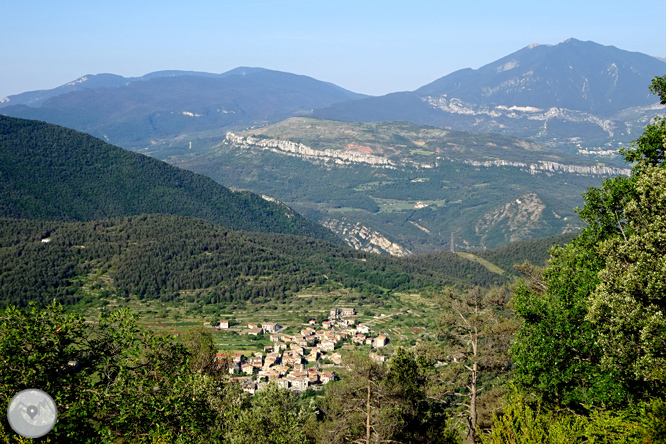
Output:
[
  {"xmin": 366, "ymin": 381, "xmax": 372, "ymax": 444},
  {"xmin": 467, "ymin": 360, "xmax": 478, "ymax": 444}
]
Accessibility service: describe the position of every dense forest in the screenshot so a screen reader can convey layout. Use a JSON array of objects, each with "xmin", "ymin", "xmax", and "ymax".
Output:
[
  {"xmin": 472, "ymin": 232, "xmax": 577, "ymax": 275},
  {"xmin": 0, "ymin": 214, "xmax": 517, "ymax": 308},
  {"xmin": 0, "ymin": 115, "xmax": 339, "ymax": 243}
]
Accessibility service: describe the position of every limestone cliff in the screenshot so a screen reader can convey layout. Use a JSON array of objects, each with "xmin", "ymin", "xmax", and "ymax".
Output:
[
  {"xmin": 225, "ymin": 133, "xmax": 396, "ymax": 167},
  {"xmin": 322, "ymin": 218, "xmax": 411, "ymax": 257},
  {"xmin": 474, "ymin": 193, "xmax": 578, "ymax": 248}
]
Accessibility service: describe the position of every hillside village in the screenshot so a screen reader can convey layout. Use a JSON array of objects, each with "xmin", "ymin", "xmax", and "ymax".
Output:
[{"xmin": 218, "ymin": 307, "xmax": 390, "ymax": 394}]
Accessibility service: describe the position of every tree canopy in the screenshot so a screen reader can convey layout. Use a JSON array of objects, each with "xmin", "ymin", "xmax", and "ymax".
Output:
[{"xmin": 511, "ymin": 74, "xmax": 666, "ymax": 409}]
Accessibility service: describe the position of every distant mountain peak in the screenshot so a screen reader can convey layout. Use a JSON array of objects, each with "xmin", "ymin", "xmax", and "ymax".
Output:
[
  {"xmin": 0, "ymin": 68, "xmax": 365, "ymax": 149},
  {"xmin": 66, "ymin": 76, "xmax": 89, "ymax": 86},
  {"xmin": 415, "ymin": 39, "xmax": 666, "ymax": 114}
]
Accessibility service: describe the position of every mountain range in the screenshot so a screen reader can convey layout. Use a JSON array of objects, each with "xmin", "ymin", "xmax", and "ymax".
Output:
[
  {"xmin": 314, "ymin": 39, "xmax": 666, "ymax": 156},
  {"xmin": 0, "ymin": 68, "xmax": 364, "ymax": 149},
  {"xmin": 1, "ymin": 38, "xmax": 664, "ymax": 254},
  {"xmin": 2, "ymin": 39, "xmax": 664, "ymax": 158}
]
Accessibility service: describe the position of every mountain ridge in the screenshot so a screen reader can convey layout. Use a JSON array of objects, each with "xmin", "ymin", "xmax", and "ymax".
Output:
[
  {"xmin": 0, "ymin": 114, "xmax": 340, "ymax": 243},
  {"xmin": 0, "ymin": 68, "xmax": 365, "ymax": 149},
  {"xmin": 0, "ymin": 67, "xmax": 363, "ymax": 109},
  {"xmin": 313, "ymin": 38, "xmax": 666, "ymax": 155},
  {"xmin": 416, "ymin": 38, "xmax": 666, "ymax": 114}
]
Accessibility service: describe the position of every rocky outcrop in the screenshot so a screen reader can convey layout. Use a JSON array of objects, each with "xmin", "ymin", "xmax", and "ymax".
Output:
[
  {"xmin": 530, "ymin": 161, "xmax": 630, "ymax": 176},
  {"xmin": 225, "ymin": 133, "xmax": 396, "ymax": 167},
  {"xmin": 422, "ymin": 95, "xmax": 619, "ymax": 136},
  {"xmin": 459, "ymin": 159, "xmax": 631, "ymax": 176},
  {"xmin": 322, "ymin": 218, "xmax": 411, "ymax": 257},
  {"xmin": 228, "ymin": 131, "xmax": 629, "ymax": 177},
  {"xmin": 475, "ymin": 193, "xmax": 551, "ymax": 248}
]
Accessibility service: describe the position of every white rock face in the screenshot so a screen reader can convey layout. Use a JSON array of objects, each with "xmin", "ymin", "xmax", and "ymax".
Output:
[
  {"xmin": 460, "ymin": 158, "xmax": 630, "ymax": 176},
  {"xmin": 530, "ymin": 161, "xmax": 630, "ymax": 176},
  {"xmin": 496, "ymin": 60, "xmax": 519, "ymax": 73},
  {"xmin": 227, "ymin": 131, "xmax": 625, "ymax": 177},
  {"xmin": 475, "ymin": 193, "xmax": 549, "ymax": 247},
  {"xmin": 225, "ymin": 133, "xmax": 396, "ymax": 167},
  {"xmin": 421, "ymin": 95, "xmax": 619, "ymax": 137},
  {"xmin": 260, "ymin": 194, "xmax": 278, "ymax": 203},
  {"xmin": 322, "ymin": 218, "xmax": 411, "ymax": 257},
  {"xmin": 66, "ymin": 76, "xmax": 88, "ymax": 86}
]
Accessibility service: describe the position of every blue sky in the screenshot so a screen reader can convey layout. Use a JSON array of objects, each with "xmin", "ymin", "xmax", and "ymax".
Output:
[{"xmin": 2, "ymin": 0, "xmax": 664, "ymax": 99}]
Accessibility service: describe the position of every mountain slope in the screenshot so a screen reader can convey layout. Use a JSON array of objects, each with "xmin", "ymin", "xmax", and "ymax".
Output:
[
  {"xmin": 0, "ymin": 215, "xmax": 509, "ymax": 307},
  {"xmin": 0, "ymin": 71, "xmax": 229, "ymax": 108},
  {"xmin": 313, "ymin": 39, "xmax": 666, "ymax": 155},
  {"xmin": 0, "ymin": 68, "xmax": 365, "ymax": 148},
  {"xmin": 417, "ymin": 39, "xmax": 666, "ymax": 115},
  {"xmin": 0, "ymin": 115, "xmax": 339, "ymax": 243}
]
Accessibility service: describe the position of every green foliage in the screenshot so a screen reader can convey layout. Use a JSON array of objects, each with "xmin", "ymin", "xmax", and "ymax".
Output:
[
  {"xmin": 481, "ymin": 390, "xmax": 666, "ymax": 444},
  {"xmin": 0, "ymin": 302, "xmax": 231, "ymax": 443},
  {"xmin": 511, "ymin": 74, "xmax": 666, "ymax": 410},
  {"xmin": 650, "ymin": 75, "xmax": 666, "ymax": 105},
  {"xmin": 511, "ymin": 237, "xmax": 628, "ymax": 408},
  {"xmin": 620, "ymin": 75, "xmax": 666, "ymax": 172},
  {"xmin": 316, "ymin": 350, "xmax": 457, "ymax": 444},
  {"xmin": 225, "ymin": 384, "xmax": 314, "ymax": 444},
  {"xmin": 0, "ymin": 115, "xmax": 339, "ymax": 243},
  {"xmin": 586, "ymin": 166, "xmax": 666, "ymax": 390},
  {"xmin": 473, "ymin": 233, "xmax": 577, "ymax": 275},
  {"xmin": 433, "ymin": 287, "xmax": 518, "ymax": 442},
  {"xmin": 0, "ymin": 214, "xmax": 516, "ymax": 307}
]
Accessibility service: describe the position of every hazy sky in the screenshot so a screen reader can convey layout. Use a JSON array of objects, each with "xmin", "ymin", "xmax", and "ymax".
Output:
[{"xmin": 2, "ymin": 0, "xmax": 664, "ymax": 99}]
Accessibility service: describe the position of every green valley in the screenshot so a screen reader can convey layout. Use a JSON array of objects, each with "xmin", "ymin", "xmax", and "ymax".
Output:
[{"xmin": 157, "ymin": 117, "xmax": 618, "ymax": 253}]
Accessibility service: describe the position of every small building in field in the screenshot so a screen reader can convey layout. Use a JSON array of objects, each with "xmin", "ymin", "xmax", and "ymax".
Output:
[
  {"xmin": 262, "ymin": 322, "xmax": 281, "ymax": 333},
  {"xmin": 341, "ymin": 308, "xmax": 356, "ymax": 317},
  {"xmin": 374, "ymin": 335, "xmax": 388, "ymax": 348}
]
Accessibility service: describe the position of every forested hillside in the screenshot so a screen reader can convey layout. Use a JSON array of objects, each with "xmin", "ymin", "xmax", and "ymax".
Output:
[
  {"xmin": 0, "ymin": 215, "xmax": 511, "ymax": 307},
  {"xmin": 473, "ymin": 232, "xmax": 577, "ymax": 274},
  {"xmin": 0, "ymin": 115, "xmax": 338, "ymax": 242}
]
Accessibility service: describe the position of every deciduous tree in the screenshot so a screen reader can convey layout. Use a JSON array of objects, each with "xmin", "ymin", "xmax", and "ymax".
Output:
[
  {"xmin": 511, "ymin": 74, "xmax": 666, "ymax": 408},
  {"xmin": 586, "ymin": 166, "xmax": 666, "ymax": 390}
]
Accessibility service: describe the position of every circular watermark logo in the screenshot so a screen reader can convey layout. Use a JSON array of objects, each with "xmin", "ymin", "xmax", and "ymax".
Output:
[{"xmin": 7, "ymin": 389, "xmax": 58, "ymax": 438}]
